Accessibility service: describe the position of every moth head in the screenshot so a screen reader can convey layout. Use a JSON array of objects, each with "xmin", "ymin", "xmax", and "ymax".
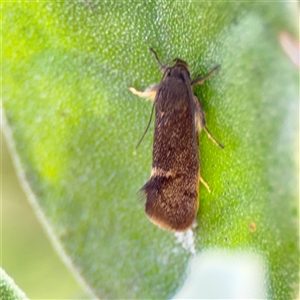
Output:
[
  {"xmin": 164, "ymin": 58, "xmax": 190, "ymax": 79},
  {"xmin": 173, "ymin": 58, "xmax": 190, "ymax": 72}
]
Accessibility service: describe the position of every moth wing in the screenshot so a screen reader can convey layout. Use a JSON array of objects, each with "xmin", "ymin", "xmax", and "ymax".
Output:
[{"xmin": 142, "ymin": 173, "xmax": 199, "ymax": 232}]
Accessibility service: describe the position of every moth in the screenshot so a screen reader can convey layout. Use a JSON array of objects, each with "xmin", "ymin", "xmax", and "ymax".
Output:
[{"xmin": 130, "ymin": 49, "xmax": 223, "ymax": 232}]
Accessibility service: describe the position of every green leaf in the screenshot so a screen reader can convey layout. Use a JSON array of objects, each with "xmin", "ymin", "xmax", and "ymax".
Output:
[
  {"xmin": 0, "ymin": 268, "xmax": 29, "ymax": 300},
  {"xmin": 2, "ymin": 1, "xmax": 299, "ymax": 299}
]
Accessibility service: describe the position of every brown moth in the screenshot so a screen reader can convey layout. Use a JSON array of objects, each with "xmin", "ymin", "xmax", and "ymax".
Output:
[{"xmin": 130, "ymin": 49, "xmax": 223, "ymax": 232}]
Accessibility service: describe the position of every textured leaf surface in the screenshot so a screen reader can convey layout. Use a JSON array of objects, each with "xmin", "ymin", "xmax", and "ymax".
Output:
[
  {"xmin": 2, "ymin": 2, "xmax": 299, "ymax": 299},
  {"xmin": 0, "ymin": 268, "xmax": 29, "ymax": 300}
]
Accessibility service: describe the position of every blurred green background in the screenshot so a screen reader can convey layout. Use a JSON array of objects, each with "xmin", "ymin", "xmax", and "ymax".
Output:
[{"xmin": 1, "ymin": 132, "xmax": 90, "ymax": 299}]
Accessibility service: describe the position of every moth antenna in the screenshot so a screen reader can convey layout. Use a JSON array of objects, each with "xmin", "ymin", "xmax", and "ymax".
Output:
[
  {"xmin": 203, "ymin": 126, "xmax": 224, "ymax": 149},
  {"xmin": 150, "ymin": 48, "xmax": 164, "ymax": 68},
  {"xmin": 136, "ymin": 101, "xmax": 155, "ymax": 149},
  {"xmin": 191, "ymin": 65, "xmax": 220, "ymax": 86},
  {"xmin": 150, "ymin": 48, "xmax": 169, "ymax": 73}
]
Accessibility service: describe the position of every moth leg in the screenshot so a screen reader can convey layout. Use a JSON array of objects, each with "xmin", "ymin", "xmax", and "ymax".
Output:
[
  {"xmin": 191, "ymin": 65, "xmax": 220, "ymax": 86},
  {"xmin": 129, "ymin": 84, "xmax": 159, "ymax": 102},
  {"xmin": 193, "ymin": 95, "xmax": 206, "ymax": 132},
  {"xmin": 200, "ymin": 175, "xmax": 211, "ymax": 193},
  {"xmin": 193, "ymin": 95, "xmax": 224, "ymax": 149},
  {"xmin": 203, "ymin": 127, "xmax": 224, "ymax": 148}
]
